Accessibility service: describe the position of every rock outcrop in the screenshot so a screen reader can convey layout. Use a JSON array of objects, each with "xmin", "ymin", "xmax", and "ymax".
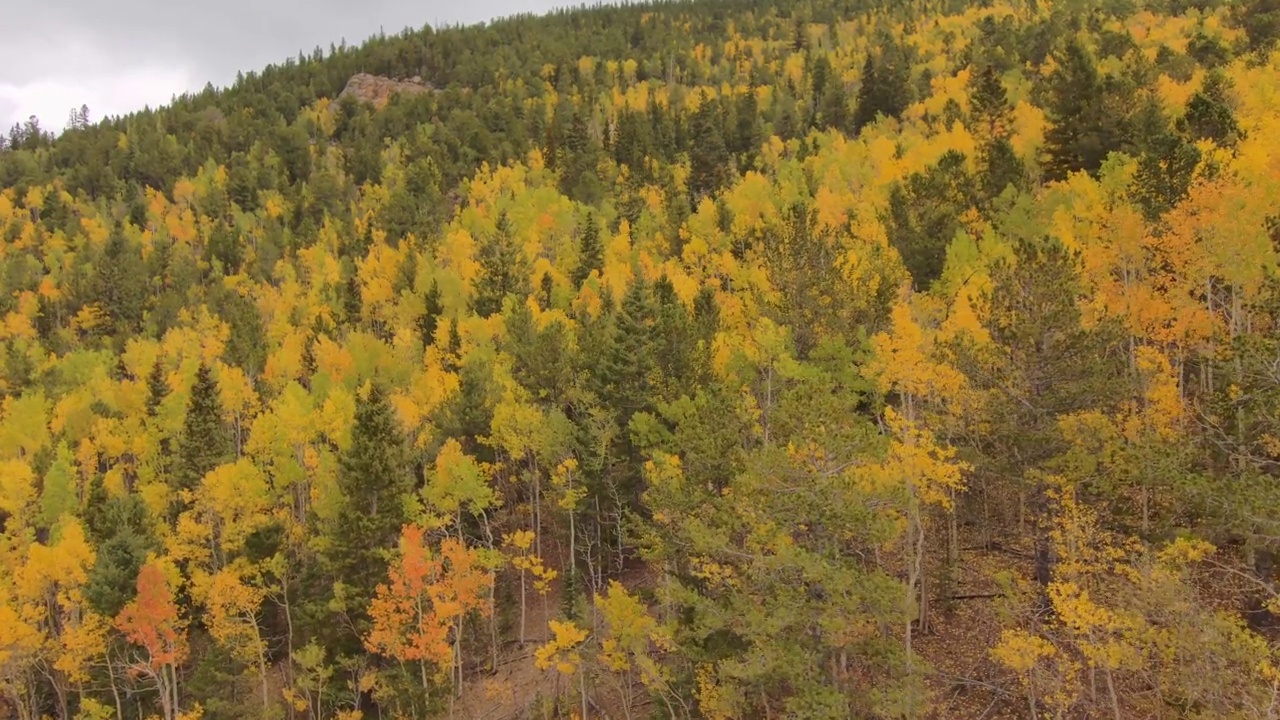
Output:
[{"xmin": 336, "ymin": 73, "xmax": 434, "ymax": 108}]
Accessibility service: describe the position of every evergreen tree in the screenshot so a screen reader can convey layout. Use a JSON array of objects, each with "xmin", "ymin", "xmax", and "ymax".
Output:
[
  {"xmin": 852, "ymin": 41, "xmax": 913, "ymax": 134},
  {"xmin": 572, "ymin": 212, "xmax": 604, "ymax": 287},
  {"xmin": 1043, "ymin": 40, "xmax": 1128, "ymax": 181},
  {"xmin": 1239, "ymin": 0, "xmax": 1280, "ymax": 53},
  {"xmin": 559, "ymin": 108, "xmax": 604, "ymax": 204},
  {"xmin": 95, "ymin": 228, "xmax": 148, "ymax": 337},
  {"xmin": 1132, "ymin": 97, "xmax": 1201, "ymax": 220},
  {"xmin": 813, "ymin": 54, "xmax": 850, "ymax": 132},
  {"xmin": 969, "ymin": 64, "xmax": 1012, "ymax": 139},
  {"xmin": 732, "ymin": 88, "xmax": 763, "ymax": 170},
  {"xmin": 417, "ymin": 278, "xmax": 443, "ymax": 346},
  {"xmin": 979, "ymin": 136, "xmax": 1026, "ymax": 203},
  {"xmin": 602, "ymin": 275, "xmax": 655, "ymax": 424},
  {"xmin": 381, "ymin": 155, "xmax": 445, "ymax": 244},
  {"xmin": 472, "ymin": 210, "xmax": 531, "ymax": 318},
  {"xmin": 1181, "ymin": 70, "xmax": 1242, "ymax": 148},
  {"xmin": 146, "ymin": 357, "xmax": 168, "ymax": 418},
  {"xmin": 884, "ymin": 151, "xmax": 973, "ymax": 290},
  {"xmin": 959, "ymin": 239, "xmax": 1127, "ymax": 591},
  {"xmin": 83, "ymin": 481, "xmax": 159, "ymax": 616},
  {"xmin": 852, "ymin": 54, "xmax": 881, "ymax": 134},
  {"xmin": 324, "ymin": 384, "xmax": 412, "ymax": 653},
  {"xmin": 343, "ymin": 272, "xmax": 363, "ymax": 326},
  {"xmin": 445, "ymin": 318, "xmax": 463, "ymax": 373},
  {"xmin": 207, "ymin": 221, "xmax": 243, "ymax": 275},
  {"xmin": 688, "ymin": 90, "xmax": 731, "ymax": 203},
  {"xmin": 173, "ymin": 364, "xmax": 232, "ymax": 517}
]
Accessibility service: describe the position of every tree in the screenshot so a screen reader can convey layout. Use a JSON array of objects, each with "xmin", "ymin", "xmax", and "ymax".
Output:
[
  {"xmin": 173, "ymin": 364, "xmax": 232, "ymax": 517},
  {"xmin": 325, "ymin": 383, "xmax": 412, "ymax": 655},
  {"xmin": 471, "ymin": 211, "xmax": 530, "ymax": 318},
  {"xmin": 884, "ymin": 151, "xmax": 973, "ymax": 290},
  {"xmin": 94, "ymin": 228, "xmax": 147, "ymax": 338},
  {"xmin": 1239, "ymin": 0, "xmax": 1280, "ymax": 53},
  {"xmin": 953, "ymin": 239, "xmax": 1127, "ymax": 592},
  {"xmin": 116, "ymin": 561, "xmax": 187, "ymax": 720},
  {"xmin": 853, "ymin": 41, "xmax": 913, "ymax": 134},
  {"xmin": 642, "ymin": 345, "xmax": 912, "ymax": 718},
  {"xmin": 969, "ymin": 64, "xmax": 1012, "ymax": 140},
  {"xmin": 572, "ymin": 213, "xmax": 603, "ymax": 288},
  {"xmin": 1131, "ymin": 98, "xmax": 1200, "ymax": 220},
  {"xmin": 146, "ymin": 358, "xmax": 169, "ymax": 417},
  {"xmin": 1181, "ymin": 70, "xmax": 1242, "ymax": 148},
  {"xmin": 688, "ymin": 90, "xmax": 731, "ymax": 203},
  {"xmin": 418, "ymin": 279, "xmax": 443, "ymax": 347},
  {"xmin": 1043, "ymin": 40, "xmax": 1129, "ymax": 181},
  {"xmin": 535, "ymin": 620, "xmax": 590, "ymax": 719},
  {"xmin": 365, "ymin": 525, "xmax": 493, "ymax": 693},
  {"xmin": 595, "ymin": 580, "xmax": 683, "ymax": 718},
  {"xmin": 84, "ymin": 486, "xmax": 159, "ymax": 617},
  {"xmin": 559, "ymin": 107, "xmax": 605, "ymax": 204}
]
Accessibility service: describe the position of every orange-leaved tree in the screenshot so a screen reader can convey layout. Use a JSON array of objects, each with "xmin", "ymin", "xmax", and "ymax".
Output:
[
  {"xmin": 365, "ymin": 524, "xmax": 492, "ymax": 694},
  {"xmin": 115, "ymin": 560, "xmax": 187, "ymax": 720}
]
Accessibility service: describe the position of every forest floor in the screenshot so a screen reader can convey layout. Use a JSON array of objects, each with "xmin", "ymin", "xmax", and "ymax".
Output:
[
  {"xmin": 451, "ymin": 537, "xmax": 1266, "ymax": 719},
  {"xmin": 917, "ymin": 542, "xmax": 1026, "ymax": 720}
]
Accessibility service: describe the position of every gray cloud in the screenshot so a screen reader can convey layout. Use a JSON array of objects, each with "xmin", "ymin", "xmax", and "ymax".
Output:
[{"xmin": 1, "ymin": 0, "xmax": 565, "ymax": 131}]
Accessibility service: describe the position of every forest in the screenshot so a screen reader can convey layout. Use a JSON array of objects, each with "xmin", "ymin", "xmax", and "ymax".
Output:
[{"xmin": 2, "ymin": 0, "xmax": 1280, "ymax": 717}]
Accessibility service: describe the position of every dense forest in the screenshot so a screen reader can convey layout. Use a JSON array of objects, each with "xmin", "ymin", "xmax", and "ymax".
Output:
[{"xmin": 2, "ymin": 0, "xmax": 1280, "ymax": 717}]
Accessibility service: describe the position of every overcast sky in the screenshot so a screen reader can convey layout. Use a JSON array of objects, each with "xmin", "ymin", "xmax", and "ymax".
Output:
[{"xmin": 0, "ymin": 0, "xmax": 568, "ymax": 133}]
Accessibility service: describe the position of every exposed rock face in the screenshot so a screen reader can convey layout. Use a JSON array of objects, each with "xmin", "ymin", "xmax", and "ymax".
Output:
[{"xmin": 336, "ymin": 73, "xmax": 434, "ymax": 108}]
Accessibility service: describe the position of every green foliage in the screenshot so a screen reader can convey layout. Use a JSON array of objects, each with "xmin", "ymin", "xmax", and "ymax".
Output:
[
  {"xmin": 1044, "ymin": 40, "xmax": 1116, "ymax": 181},
  {"xmin": 324, "ymin": 383, "xmax": 412, "ymax": 654},
  {"xmin": 884, "ymin": 151, "xmax": 974, "ymax": 291},
  {"xmin": 572, "ymin": 213, "xmax": 603, "ymax": 288},
  {"xmin": 174, "ymin": 364, "xmax": 233, "ymax": 513},
  {"xmin": 852, "ymin": 40, "xmax": 914, "ymax": 134},
  {"xmin": 688, "ymin": 90, "xmax": 733, "ymax": 202},
  {"xmin": 472, "ymin": 210, "xmax": 531, "ymax": 318}
]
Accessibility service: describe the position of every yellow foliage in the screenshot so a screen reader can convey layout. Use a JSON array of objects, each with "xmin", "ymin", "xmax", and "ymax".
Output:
[
  {"xmin": 535, "ymin": 620, "xmax": 589, "ymax": 675},
  {"xmin": 992, "ymin": 628, "xmax": 1056, "ymax": 676}
]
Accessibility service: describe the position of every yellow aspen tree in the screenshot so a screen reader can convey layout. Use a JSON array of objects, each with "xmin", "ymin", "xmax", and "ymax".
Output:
[{"xmin": 535, "ymin": 619, "xmax": 590, "ymax": 719}]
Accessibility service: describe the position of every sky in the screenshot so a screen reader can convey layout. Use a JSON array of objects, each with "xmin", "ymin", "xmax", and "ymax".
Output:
[{"xmin": 0, "ymin": 0, "xmax": 568, "ymax": 133}]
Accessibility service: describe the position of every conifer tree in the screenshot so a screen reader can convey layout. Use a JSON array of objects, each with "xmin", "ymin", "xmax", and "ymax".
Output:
[
  {"xmin": 95, "ymin": 228, "xmax": 147, "ymax": 337},
  {"xmin": 853, "ymin": 41, "xmax": 913, "ymax": 134},
  {"xmin": 572, "ymin": 213, "xmax": 603, "ymax": 287},
  {"xmin": 472, "ymin": 211, "xmax": 530, "ymax": 318},
  {"xmin": 688, "ymin": 90, "xmax": 731, "ymax": 203},
  {"xmin": 1181, "ymin": 70, "xmax": 1242, "ymax": 148},
  {"xmin": 603, "ymin": 275, "xmax": 655, "ymax": 424},
  {"xmin": 173, "ymin": 364, "xmax": 232, "ymax": 516},
  {"xmin": 969, "ymin": 64, "xmax": 1011, "ymax": 140},
  {"xmin": 146, "ymin": 358, "xmax": 168, "ymax": 418},
  {"xmin": 884, "ymin": 151, "xmax": 973, "ymax": 290},
  {"xmin": 418, "ymin": 279, "xmax": 442, "ymax": 347},
  {"xmin": 1132, "ymin": 97, "xmax": 1200, "ymax": 220},
  {"xmin": 325, "ymin": 384, "xmax": 412, "ymax": 652},
  {"xmin": 1043, "ymin": 40, "xmax": 1127, "ymax": 181}
]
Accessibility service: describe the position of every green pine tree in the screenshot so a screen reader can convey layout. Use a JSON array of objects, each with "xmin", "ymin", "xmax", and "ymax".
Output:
[
  {"xmin": 418, "ymin": 279, "xmax": 443, "ymax": 347},
  {"xmin": 688, "ymin": 90, "xmax": 732, "ymax": 203},
  {"xmin": 1181, "ymin": 70, "xmax": 1242, "ymax": 148},
  {"xmin": 324, "ymin": 384, "xmax": 412, "ymax": 654},
  {"xmin": 146, "ymin": 357, "xmax": 168, "ymax": 418},
  {"xmin": 1043, "ymin": 40, "xmax": 1129, "ymax": 181},
  {"xmin": 969, "ymin": 64, "xmax": 1012, "ymax": 139},
  {"xmin": 472, "ymin": 211, "xmax": 531, "ymax": 318},
  {"xmin": 573, "ymin": 213, "xmax": 604, "ymax": 288},
  {"xmin": 173, "ymin": 363, "xmax": 232, "ymax": 517}
]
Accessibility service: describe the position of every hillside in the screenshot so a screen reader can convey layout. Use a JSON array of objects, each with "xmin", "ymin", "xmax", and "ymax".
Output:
[{"xmin": 3, "ymin": 0, "xmax": 1280, "ymax": 718}]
